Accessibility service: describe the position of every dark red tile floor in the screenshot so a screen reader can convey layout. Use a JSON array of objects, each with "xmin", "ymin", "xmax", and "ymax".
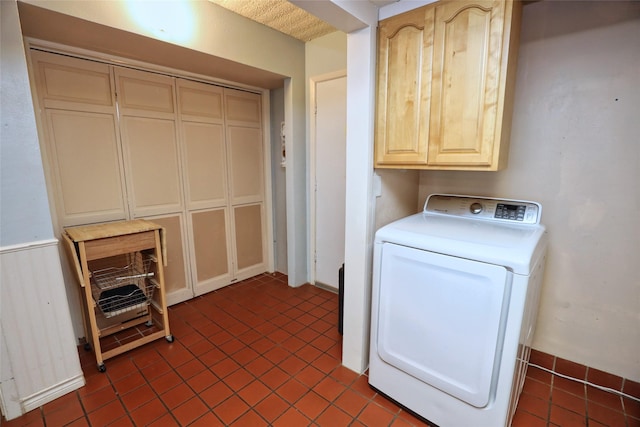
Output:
[{"xmin": 3, "ymin": 273, "xmax": 638, "ymax": 426}]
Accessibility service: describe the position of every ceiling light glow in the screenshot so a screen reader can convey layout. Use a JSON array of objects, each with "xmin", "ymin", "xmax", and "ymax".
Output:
[{"xmin": 126, "ymin": 0, "xmax": 197, "ymax": 44}]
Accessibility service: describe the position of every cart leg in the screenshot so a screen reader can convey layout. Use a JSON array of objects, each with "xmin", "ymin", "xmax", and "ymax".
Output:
[
  {"xmin": 79, "ymin": 243, "xmax": 105, "ymax": 373},
  {"xmin": 153, "ymin": 231, "xmax": 172, "ymax": 343}
]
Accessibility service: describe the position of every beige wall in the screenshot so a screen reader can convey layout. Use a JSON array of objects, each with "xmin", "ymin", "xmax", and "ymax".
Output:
[
  {"xmin": 416, "ymin": 1, "xmax": 640, "ymax": 381},
  {"xmin": 0, "ymin": 1, "xmax": 53, "ymax": 246},
  {"xmin": 305, "ymin": 31, "xmax": 347, "ymax": 77},
  {"xmin": 1, "ymin": 1, "xmax": 83, "ymax": 419}
]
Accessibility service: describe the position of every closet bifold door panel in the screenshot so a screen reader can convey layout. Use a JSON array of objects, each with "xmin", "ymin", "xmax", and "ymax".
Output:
[
  {"xmin": 225, "ymin": 88, "xmax": 267, "ymax": 280},
  {"xmin": 177, "ymin": 79, "xmax": 233, "ymax": 295},
  {"xmin": 114, "ymin": 68, "xmax": 191, "ymax": 304},
  {"xmin": 115, "ymin": 68, "xmax": 183, "ymax": 217},
  {"xmin": 31, "ymin": 51, "xmax": 128, "ymax": 227}
]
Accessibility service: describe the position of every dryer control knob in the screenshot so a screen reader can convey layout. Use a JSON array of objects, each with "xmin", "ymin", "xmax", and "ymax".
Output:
[{"xmin": 470, "ymin": 203, "xmax": 483, "ymax": 214}]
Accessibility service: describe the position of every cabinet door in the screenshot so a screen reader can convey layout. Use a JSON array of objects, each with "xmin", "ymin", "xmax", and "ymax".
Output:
[
  {"xmin": 428, "ymin": 0, "xmax": 516, "ymax": 168},
  {"xmin": 182, "ymin": 121, "xmax": 227, "ymax": 209},
  {"xmin": 178, "ymin": 81, "xmax": 227, "ymax": 210},
  {"xmin": 375, "ymin": 6, "xmax": 435, "ymax": 167},
  {"xmin": 31, "ymin": 50, "xmax": 114, "ymax": 111},
  {"xmin": 116, "ymin": 69, "xmax": 183, "ymax": 216},
  {"xmin": 144, "ymin": 213, "xmax": 191, "ymax": 305},
  {"xmin": 32, "ymin": 51, "xmax": 127, "ymax": 226},
  {"xmin": 45, "ymin": 110, "xmax": 127, "ymax": 225},
  {"xmin": 120, "ymin": 116, "xmax": 183, "ymax": 215},
  {"xmin": 177, "ymin": 80, "xmax": 232, "ymax": 295},
  {"xmin": 190, "ymin": 208, "xmax": 233, "ymax": 294},
  {"xmin": 224, "ymin": 89, "xmax": 266, "ymax": 279},
  {"xmin": 232, "ymin": 203, "xmax": 265, "ymax": 278}
]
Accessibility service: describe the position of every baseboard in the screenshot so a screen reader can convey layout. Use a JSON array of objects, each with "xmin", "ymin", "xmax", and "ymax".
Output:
[
  {"xmin": 20, "ymin": 374, "xmax": 85, "ymax": 414},
  {"xmin": 314, "ymin": 281, "xmax": 338, "ymax": 293}
]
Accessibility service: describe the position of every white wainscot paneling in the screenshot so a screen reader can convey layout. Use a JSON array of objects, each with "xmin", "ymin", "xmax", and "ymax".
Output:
[{"xmin": 0, "ymin": 240, "xmax": 84, "ymax": 420}]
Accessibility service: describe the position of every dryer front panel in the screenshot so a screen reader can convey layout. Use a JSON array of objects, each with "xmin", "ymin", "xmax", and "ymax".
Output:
[{"xmin": 376, "ymin": 242, "xmax": 510, "ymax": 408}]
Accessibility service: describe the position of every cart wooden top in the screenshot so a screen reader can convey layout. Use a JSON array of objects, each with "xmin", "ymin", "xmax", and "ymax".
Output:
[{"xmin": 65, "ymin": 219, "xmax": 162, "ymax": 243}]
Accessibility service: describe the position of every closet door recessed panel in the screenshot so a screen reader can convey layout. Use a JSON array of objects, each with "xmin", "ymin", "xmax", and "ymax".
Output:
[
  {"xmin": 46, "ymin": 109, "xmax": 126, "ymax": 225},
  {"xmin": 233, "ymin": 203, "xmax": 265, "ymax": 277},
  {"xmin": 116, "ymin": 68, "xmax": 175, "ymax": 116},
  {"xmin": 32, "ymin": 50, "xmax": 114, "ymax": 111},
  {"xmin": 225, "ymin": 89, "xmax": 261, "ymax": 126},
  {"xmin": 227, "ymin": 126, "xmax": 263, "ymax": 205},
  {"xmin": 190, "ymin": 208, "xmax": 233, "ymax": 295},
  {"xmin": 182, "ymin": 122, "xmax": 227, "ymax": 209},
  {"xmin": 143, "ymin": 213, "xmax": 191, "ymax": 305},
  {"xmin": 121, "ymin": 116, "xmax": 182, "ymax": 215},
  {"xmin": 178, "ymin": 80, "xmax": 224, "ymax": 122}
]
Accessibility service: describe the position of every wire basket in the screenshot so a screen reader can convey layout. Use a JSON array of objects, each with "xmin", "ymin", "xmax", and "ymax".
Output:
[{"xmin": 90, "ymin": 254, "xmax": 155, "ymax": 318}]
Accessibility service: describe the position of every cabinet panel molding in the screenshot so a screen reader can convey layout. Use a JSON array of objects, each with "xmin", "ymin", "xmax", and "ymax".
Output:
[
  {"xmin": 233, "ymin": 203, "xmax": 265, "ymax": 275},
  {"xmin": 120, "ymin": 116, "xmax": 183, "ymax": 215},
  {"xmin": 225, "ymin": 88, "xmax": 261, "ymax": 127},
  {"xmin": 178, "ymin": 79, "xmax": 224, "ymax": 122},
  {"xmin": 182, "ymin": 121, "xmax": 227, "ymax": 209},
  {"xmin": 32, "ymin": 50, "xmax": 114, "ymax": 110},
  {"xmin": 116, "ymin": 68, "xmax": 175, "ymax": 116},
  {"xmin": 227, "ymin": 126, "xmax": 264, "ymax": 204},
  {"xmin": 143, "ymin": 214, "xmax": 191, "ymax": 305},
  {"xmin": 190, "ymin": 208, "xmax": 232, "ymax": 292}
]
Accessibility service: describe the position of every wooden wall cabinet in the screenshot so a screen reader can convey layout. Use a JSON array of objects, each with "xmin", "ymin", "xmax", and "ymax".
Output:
[{"xmin": 375, "ymin": 0, "xmax": 522, "ymax": 171}]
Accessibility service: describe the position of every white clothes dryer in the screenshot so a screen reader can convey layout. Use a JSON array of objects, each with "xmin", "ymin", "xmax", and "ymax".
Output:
[{"xmin": 369, "ymin": 194, "xmax": 548, "ymax": 427}]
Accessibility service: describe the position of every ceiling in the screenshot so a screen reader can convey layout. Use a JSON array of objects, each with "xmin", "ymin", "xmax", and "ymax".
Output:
[{"xmin": 208, "ymin": 0, "xmax": 398, "ymax": 42}]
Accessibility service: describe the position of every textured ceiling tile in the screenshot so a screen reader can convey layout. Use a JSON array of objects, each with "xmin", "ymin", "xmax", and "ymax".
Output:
[{"xmin": 208, "ymin": 0, "xmax": 338, "ymax": 41}]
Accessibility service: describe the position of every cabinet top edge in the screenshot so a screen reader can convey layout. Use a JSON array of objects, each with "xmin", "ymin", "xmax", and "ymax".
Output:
[{"xmin": 65, "ymin": 219, "xmax": 161, "ymax": 242}]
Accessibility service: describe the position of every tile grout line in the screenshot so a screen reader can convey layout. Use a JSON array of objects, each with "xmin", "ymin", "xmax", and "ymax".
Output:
[
  {"xmin": 168, "ymin": 279, "xmax": 346, "ymax": 426},
  {"xmin": 529, "ymin": 362, "xmax": 640, "ymax": 402}
]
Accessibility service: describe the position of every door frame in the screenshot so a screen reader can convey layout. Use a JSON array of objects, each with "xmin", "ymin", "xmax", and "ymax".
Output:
[{"xmin": 308, "ymin": 70, "xmax": 347, "ymax": 287}]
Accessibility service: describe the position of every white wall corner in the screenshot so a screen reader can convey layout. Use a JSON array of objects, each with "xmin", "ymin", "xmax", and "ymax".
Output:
[
  {"xmin": 290, "ymin": 0, "xmax": 373, "ymax": 32},
  {"xmin": 379, "ymin": 0, "xmax": 437, "ymax": 20},
  {"xmin": 342, "ymin": 24, "xmax": 378, "ymax": 374}
]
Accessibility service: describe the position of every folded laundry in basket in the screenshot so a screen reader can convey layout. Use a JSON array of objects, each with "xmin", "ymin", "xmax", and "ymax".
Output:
[{"xmin": 98, "ymin": 284, "xmax": 147, "ymax": 313}]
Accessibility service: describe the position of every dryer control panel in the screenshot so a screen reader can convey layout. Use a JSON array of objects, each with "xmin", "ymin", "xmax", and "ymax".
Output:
[{"xmin": 424, "ymin": 194, "xmax": 541, "ymax": 224}]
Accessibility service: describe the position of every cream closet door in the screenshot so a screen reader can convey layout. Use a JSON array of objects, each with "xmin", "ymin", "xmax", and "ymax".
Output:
[
  {"xmin": 115, "ymin": 68, "xmax": 191, "ymax": 304},
  {"xmin": 177, "ymin": 79, "xmax": 233, "ymax": 294},
  {"xmin": 31, "ymin": 51, "xmax": 127, "ymax": 227},
  {"xmin": 31, "ymin": 50, "xmax": 268, "ymax": 308},
  {"xmin": 115, "ymin": 68, "xmax": 182, "ymax": 215},
  {"xmin": 225, "ymin": 88, "xmax": 267, "ymax": 279}
]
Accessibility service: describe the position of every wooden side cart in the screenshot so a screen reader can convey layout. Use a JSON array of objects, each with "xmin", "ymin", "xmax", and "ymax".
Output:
[{"xmin": 63, "ymin": 219, "xmax": 173, "ymax": 372}]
